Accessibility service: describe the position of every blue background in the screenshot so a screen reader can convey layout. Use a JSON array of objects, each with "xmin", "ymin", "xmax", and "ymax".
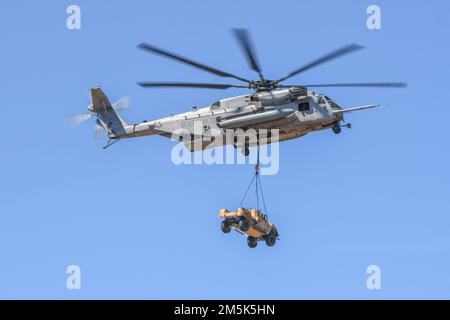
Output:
[{"xmin": 0, "ymin": 0, "xmax": 449, "ymax": 299}]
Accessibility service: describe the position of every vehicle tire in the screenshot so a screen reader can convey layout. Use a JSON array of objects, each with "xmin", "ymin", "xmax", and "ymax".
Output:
[
  {"xmin": 265, "ymin": 234, "xmax": 276, "ymax": 247},
  {"xmin": 239, "ymin": 218, "xmax": 250, "ymax": 232},
  {"xmin": 221, "ymin": 220, "xmax": 231, "ymax": 233},
  {"xmin": 332, "ymin": 125, "xmax": 341, "ymax": 134},
  {"xmin": 247, "ymin": 236, "xmax": 258, "ymax": 248}
]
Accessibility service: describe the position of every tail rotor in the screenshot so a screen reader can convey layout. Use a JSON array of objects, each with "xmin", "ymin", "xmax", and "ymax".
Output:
[
  {"xmin": 64, "ymin": 111, "xmax": 94, "ymax": 128},
  {"xmin": 65, "ymin": 89, "xmax": 131, "ymax": 140}
]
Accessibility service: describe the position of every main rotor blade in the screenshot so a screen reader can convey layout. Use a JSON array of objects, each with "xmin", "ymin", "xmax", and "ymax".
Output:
[
  {"xmin": 64, "ymin": 113, "xmax": 93, "ymax": 128},
  {"xmin": 232, "ymin": 28, "xmax": 264, "ymax": 80},
  {"xmin": 137, "ymin": 82, "xmax": 249, "ymax": 89},
  {"xmin": 276, "ymin": 44, "xmax": 365, "ymax": 83},
  {"xmin": 297, "ymin": 82, "xmax": 408, "ymax": 88},
  {"xmin": 137, "ymin": 43, "xmax": 250, "ymax": 83}
]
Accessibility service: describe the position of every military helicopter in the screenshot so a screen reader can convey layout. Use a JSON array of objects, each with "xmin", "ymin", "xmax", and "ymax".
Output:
[{"xmin": 66, "ymin": 29, "xmax": 407, "ymax": 154}]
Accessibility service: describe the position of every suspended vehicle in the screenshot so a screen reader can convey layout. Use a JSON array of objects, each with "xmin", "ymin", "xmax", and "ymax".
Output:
[
  {"xmin": 219, "ymin": 151, "xmax": 279, "ymax": 248},
  {"xmin": 219, "ymin": 208, "xmax": 279, "ymax": 248}
]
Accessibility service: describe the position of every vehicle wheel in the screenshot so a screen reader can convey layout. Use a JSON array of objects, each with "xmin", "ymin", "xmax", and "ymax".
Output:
[
  {"xmin": 221, "ymin": 220, "xmax": 231, "ymax": 233},
  {"xmin": 239, "ymin": 218, "xmax": 250, "ymax": 232},
  {"xmin": 265, "ymin": 234, "xmax": 276, "ymax": 247},
  {"xmin": 247, "ymin": 236, "xmax": 258, "ymax": 248},
  {"xmin": 332, "ymin": 125, "xmax": 341, "ymax": 134}
]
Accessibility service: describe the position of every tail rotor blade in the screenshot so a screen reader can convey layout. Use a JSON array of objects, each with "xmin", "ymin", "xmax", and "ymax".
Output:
[
  {"xmin": 112, "ymin": 96, "xmax": 132, "ymax": 110},
  {"xmin": 94, "ymin": 123, "xmax": 107, "ymax": 139},
  {"xmin": 64, "ymin": 113, "xmax": 93, "ymax": 128}
]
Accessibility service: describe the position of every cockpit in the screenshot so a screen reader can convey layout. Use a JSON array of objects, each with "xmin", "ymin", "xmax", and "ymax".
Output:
[{"xmin": 323, "ymin": 96, "xmax": 341, "ymax": 110}]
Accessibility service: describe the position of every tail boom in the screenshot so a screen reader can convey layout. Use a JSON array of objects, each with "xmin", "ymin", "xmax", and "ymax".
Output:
[{"xmin": 90, "ymin": 87, "xmax": 128, "ymax": 137}]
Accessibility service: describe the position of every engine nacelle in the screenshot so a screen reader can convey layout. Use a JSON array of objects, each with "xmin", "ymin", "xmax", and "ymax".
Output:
[{"xmin": 251, "ymin": 86, "xmax": 307, "ymax": 106}]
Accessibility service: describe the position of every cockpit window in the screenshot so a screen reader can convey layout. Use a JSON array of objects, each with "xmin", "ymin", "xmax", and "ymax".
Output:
[
  {"xmin": 324, "ymin": 96, "xmax": 340, "ymax": 109},
  {"xmin": 298, "ymin": 101, "xmax": 310, "ymax": 112},
  {"xmin": 329, "ymin": 100, "xmax": 340, "ymax": 109},
  {"xmin": 210, "ymin": 100, "xmax": 221, "ymax": 110}
]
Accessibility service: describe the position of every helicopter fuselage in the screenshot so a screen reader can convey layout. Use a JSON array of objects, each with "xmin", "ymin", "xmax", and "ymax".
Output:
[{"xmin": 112, "ymin": 88, "xmax": 344, "ymax": 152}]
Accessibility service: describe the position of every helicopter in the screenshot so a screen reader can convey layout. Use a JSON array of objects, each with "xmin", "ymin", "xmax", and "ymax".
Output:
[{"xmin": 66, "ymin": 29, "xmax": 407, "ymax": 154}]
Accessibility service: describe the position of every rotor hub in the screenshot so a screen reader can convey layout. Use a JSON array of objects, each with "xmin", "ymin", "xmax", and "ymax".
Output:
[{"xmin": 249, "ymin": 80, "xmax": 279, "ymax": 91}]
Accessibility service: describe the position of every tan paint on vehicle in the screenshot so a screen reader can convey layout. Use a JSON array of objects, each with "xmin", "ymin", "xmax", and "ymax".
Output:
[{"xmin": 219, "ymin": 207, "xmax": 277, "ymax": 240}]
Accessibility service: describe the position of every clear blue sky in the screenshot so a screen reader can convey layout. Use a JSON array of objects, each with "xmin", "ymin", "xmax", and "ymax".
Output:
[{"xmin": 1, "ymin": 0, "xmax": 449, "ymax": 299}]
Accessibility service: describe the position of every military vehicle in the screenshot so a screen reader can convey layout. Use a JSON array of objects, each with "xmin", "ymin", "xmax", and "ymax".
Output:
[{"xmin": 219, "ymin": 207, "xmax": 279, "ymax": 248}]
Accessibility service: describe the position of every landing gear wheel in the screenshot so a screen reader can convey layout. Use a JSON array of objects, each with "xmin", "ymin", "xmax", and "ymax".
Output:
[
  {"xmin": 265, "ymin": 234, "xmax": 276, "ymax": 247},
  {"xmin": 332, "ymin": 125, "xmax": 341, "ymax": 134},
  {"xmin": 239, "ymin": 218, "xmax": 250, "ymax": 232},
  {"xmin": 221, "ymin": 220, "xmax": 231, "ymax": 233},
  {"xmin": 247, "ymin": 236, "xmax": 258, "ymax": 248}
]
